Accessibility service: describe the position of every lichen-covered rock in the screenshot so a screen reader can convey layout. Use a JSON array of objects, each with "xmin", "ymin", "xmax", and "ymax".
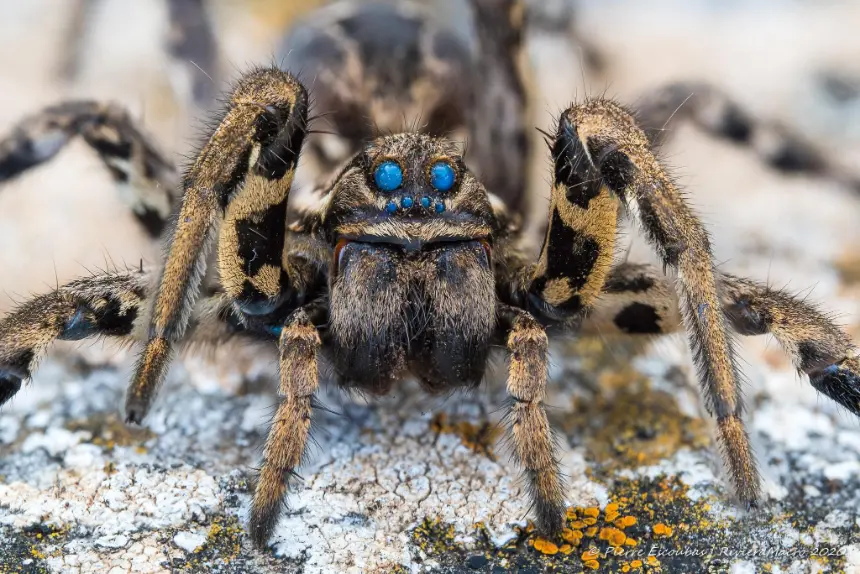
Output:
[
  {"xmin": 1, "ymin": 324, "xmax": 858, "ymax": 573},
  {"xmin": 1, "ymin": 1, "xmax": 860, "ymax": 573}
]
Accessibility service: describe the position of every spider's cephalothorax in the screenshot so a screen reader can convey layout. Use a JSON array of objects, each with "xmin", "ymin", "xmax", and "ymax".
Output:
[
  {"xmin": 1, "ymin": 0, "xmax": 859, "ymax": 551},
  {"xmin": 320, "ymin": 134, "xmax": 499, "ymax": 394}
]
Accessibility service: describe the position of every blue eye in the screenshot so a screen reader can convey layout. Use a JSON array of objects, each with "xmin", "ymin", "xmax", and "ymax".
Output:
[
  {"xmin": 429, "ymin": 161, "xmax": 455, "ymax": 192},
  {"xmin": 374, "ymin": 160, "xmax": 403, "ymax": 192}
]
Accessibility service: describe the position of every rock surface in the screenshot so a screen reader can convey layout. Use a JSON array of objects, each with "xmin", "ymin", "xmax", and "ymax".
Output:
[{"xmin": 1, "ymin": 1, "xmax": 860, "ymax": 573}]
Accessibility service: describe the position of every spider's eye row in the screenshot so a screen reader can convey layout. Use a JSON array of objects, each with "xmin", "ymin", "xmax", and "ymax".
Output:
[
  {"xmin": 429, "ymin": 161, "xmax": 456, "ymax": 192},
  {"xmin": 374, "ymin": 160, "xmax": 403, "ymax": 192}
]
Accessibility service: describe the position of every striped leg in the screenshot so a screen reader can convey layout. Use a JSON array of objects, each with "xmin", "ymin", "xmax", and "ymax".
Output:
[
  {"xmin": 636, "ymin": 82, "xmax": 860, "ymax": 192},
  {"xmin": 0, "ymin": 270, "xmax": 146, "ymax": 406},
  {"xmin": 584, "ymin": 262, "xmax": 860, "ymax": 416},
  {"xmin": 521, "ymin": 106, "xmax": 620, "ymax": 322},
  {"xmin": 0, "ymin": 269, "xmax": 283, "ymax": 409},
  {"xmin": 0, "ymin": 101, "xmax": 177, "ymax": 237},
  {"xmin": 126, "ymin": 67, "xmax": 309, "ymax": 424},
  {"xmin": 557, "ymin": 100, "xmax": 759, "ymax": 507}
]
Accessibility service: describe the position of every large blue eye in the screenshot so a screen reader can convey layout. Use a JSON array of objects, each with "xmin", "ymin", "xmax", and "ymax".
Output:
[
  {"xmin": 429, "ymin": 161, "xmax": 455, "ymax": 192},
  {"xmin": 374, "ymin": 160, "xmax": 403, "ymax": 192}
]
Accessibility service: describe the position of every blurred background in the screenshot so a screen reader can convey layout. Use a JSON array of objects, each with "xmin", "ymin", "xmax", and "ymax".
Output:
[
  {"xmin": 1, "ymin": 2, "xmax": 860, "ymax": 569},
  {"xmin": 1, "ymin": 0, "xmax": 860, "ymax": 349}
]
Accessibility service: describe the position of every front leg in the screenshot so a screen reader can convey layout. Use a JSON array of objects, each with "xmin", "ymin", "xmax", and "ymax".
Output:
[
  {"xmin": 249, "ymin": 305, "xmax": 322, "ymax": 547},
  {"xmin": 560, "ymin": 100, "xmax": 759, "ymax": 507},
  {"xmin": 126, "ymin": 67, "xmax": 309, "ymax": 423},
  {"xmin": 516, "ymin": 106, "xmax": 620, "ymax": 322},
  {"xmin": 498, "ymin": 305, "xmax": 566, "ymax": 535}
]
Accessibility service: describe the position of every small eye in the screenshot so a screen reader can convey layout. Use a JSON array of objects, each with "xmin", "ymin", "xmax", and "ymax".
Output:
[
  {"xmin": 429, "ymin": 161, "xmax": 456, "ymax": 192},
  {"xmin": 374, "ymin": 160, "xmax": 403, "ymax": 192}
]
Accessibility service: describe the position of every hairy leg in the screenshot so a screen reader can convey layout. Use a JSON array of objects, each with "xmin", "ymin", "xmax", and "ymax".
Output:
[
  {"xmin": 498, "ymin": 304, "xmax": 566, "ymax": 535},
  {"xmin": 127, "ymin": 67, "xmax": 309, "ymax": 424},
  {"xmin": 584, "ymin": 262, "xmax": 860, "ymax": 415},
  {"xmin": 636, "ymin": 82, "xmax": 860, "ymax": 192},
  {"xmin": 0, "ymin": 268, "xmax": 284, "ymax": 408},
  {"xmin": 0, "ymin": 270, "xmax": 146, "ymax": 406},
  {"xmin": 559, "ymin": 100, "xmax": 758, "ymax": 506},
  {"xmin": 514, "ymin": 106, "xmax": 620, "ymax": 322},
  {"xmin": 0, "ymin": 101, "xmax": 177, "ymax": 237},
  {"xmin": 248, "ymin": 306, "xmax": 322, "ymax": 546}
]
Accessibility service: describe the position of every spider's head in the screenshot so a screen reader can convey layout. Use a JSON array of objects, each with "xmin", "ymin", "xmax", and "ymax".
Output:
[{"xmin": 320, "ymin": 132, "xmax": 496, "ymax": 257}]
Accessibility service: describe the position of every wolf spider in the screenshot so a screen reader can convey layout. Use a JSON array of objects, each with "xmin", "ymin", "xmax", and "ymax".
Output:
[{"xmin": 0, "ymin": 0, "xmax": 858, "ymax": 549}]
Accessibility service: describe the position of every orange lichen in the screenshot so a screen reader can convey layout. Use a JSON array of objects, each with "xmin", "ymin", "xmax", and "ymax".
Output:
[
  {"xmin": 616, "ymin": 515, "xmax": 637, "ymax": 528},
  {"xmin": 584, "ymin": 527, "xmax": 598, "ymax": 537},
  {"xmin": 583, "ymin": 507, "xmax": 600, "ymax": 518},
  {"xmin": 584, "ymin": 559, "xmax": 601, "ymax": 570},
  {"xmin": 653, "ymin": 523, "xmax": 674, "ymax": 537},
  {"xmin": 533, "ymin": 538, "xmax": 558, "ymax": 555}
]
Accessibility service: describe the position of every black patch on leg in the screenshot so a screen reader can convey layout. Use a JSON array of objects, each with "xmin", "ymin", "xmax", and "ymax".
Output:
[
  {"xmin": 0, "ymin": 349, "xmax": 34, "ymax": 382},
  {"xmin": 810, "ymin": 362, "xmax": 860, "ymax": 416},
  {"xmin": 538, "ymin": 208, "xmax": 601, "ymax": 290},
  {"xmin": 0, "ymin": 141, "xmax": 53, "ymax": 182},
  {"xmin": 614, "ymin": 303, "xmax": 662, "ymax": 334},
  {"xmin": 797, "ymin": 341, "xmax": 838, "ymax": 372},
  {"xmin": 552, "ymin": 116, "xmax": 601, "ymax": 209},
  {"xmin": 716, "ymin": 105, "xmax": 752, "ymax": 142},
  {"xmin": 59, "ymin": 299, "xmax": 138, "ymax": 341},
  {"xmin": 0, "ymin": 376, "xmax": 22, "ymax": 406},
  {"xmin": 214, "ymin": 146, "xmax": 252, "ymax": 209},
  {"xmin": 254, "ymin": 93, "xmax": 308, "ymax": 181},
  {"xmin": 85, "ymin": 134, "xmax": 132, "ymax": 161},
  {"xmin": 235, "ymin": 199, "xmax": 288, "ymax": 278},
  {"xmin": 597, "ymin": 147, "xmax": 636, "ymax": 195},
  {"xmin": 768, "ymin": 143, "xmax": 825, "ymax": 175}
]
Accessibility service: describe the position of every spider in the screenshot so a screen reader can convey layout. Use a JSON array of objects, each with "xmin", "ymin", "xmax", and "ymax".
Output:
[{"xmin": 0, "ymin": 0, "xmax": 858, "ymax": 550}]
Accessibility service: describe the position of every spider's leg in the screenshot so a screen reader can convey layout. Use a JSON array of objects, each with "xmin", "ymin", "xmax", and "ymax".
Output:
[
  {"xmin": 559, "ymin": 100, "xmax": 759, "ymax": 506},
  {"xmin": 0, "ymin": 100, "xmax": 178, "ymax": 237},
  {"xmin": 249, "ymin": 304, "xmax": 322, "ymax": 547},
  {"xmin": 636, "ymin": 82, "xmax": 860, "ymax": 192},
  {"xmin": 0, "ymin": 269, "xmax": 281, "ymax": 407},
  {"xmin": 466, "ymin": 0, "xmax": 530, "ymax": 211},
  {"xmin": 498, "ymin": 304, "xmax": 566, "ymax": 535},
  {"xmin": 584, "ymin": 262, "xmax": 860, "ymax": 415},
  {"xmin": 126, "ymin": 67, "xmax": 310, "ymax": 424},
  {"xmin": 0, "ymin": 270, "xmax": 146, "ymax": 406},
  {"xmin": 719, "ymin": 273, "xmax": 860, "ymax": 415},
  {"xmin": 514, "ymin": 106, "xmax": 620, "ymax": 322}
]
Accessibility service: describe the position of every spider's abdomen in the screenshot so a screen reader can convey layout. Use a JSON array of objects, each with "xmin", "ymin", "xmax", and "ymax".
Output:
[{"xmin": 328, "ymin": 239, "xmax": 495, "ymax": 394}]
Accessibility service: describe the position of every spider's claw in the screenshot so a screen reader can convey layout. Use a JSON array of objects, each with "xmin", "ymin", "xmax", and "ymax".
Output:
[
  {"xmin": 809, "ymin": 357, "xmax": 860, "ymax": 416},
  {"xmin": 0, "ymin": 374, "xmax": 22, "ymax": 407},
  {"xmin": 248, "ymin": 495, "xmax": 280, "ymax": 549},
  {"xmin": 124, "ymin": 400, "xmax": 147, "ymax": 425}
]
